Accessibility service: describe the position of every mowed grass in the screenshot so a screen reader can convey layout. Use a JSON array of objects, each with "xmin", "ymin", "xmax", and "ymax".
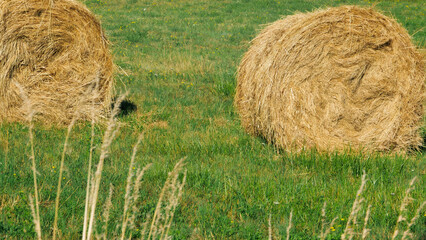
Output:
[{"xmin": 0, "ymin": 0, "xmax": 425, "ymax": 239}]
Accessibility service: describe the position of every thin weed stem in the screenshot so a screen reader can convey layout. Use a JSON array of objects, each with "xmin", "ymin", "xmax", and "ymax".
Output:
[
  {"xmin": 163, "ymin": 169, "xmax": 187, "ymax": 238},
  {"xmin": 362, "ymin": 205, "xmax": 372, "ymax": 240},
  {"xmin": 319, "ymin": 201, "xmax": 338, "ymax": 240},
  {"xmin": 148, "ymin": 157, "xmax": 187, "ymax": 240},
  {"xmin": 392, "ymin": 177, "xmax": 417, "ymax": 240},
  {"xmin": 82, "ymin": 77, "xmax": 100, "ymax": 240},
  {"xmin": 341, "ymin": 171, "xmax": 367, "ymax": 240},
  {"xmin": 100, "ymin": 184, "xmax": 114, "ymax": 240},
  {"xmin": 401, "ymin": 201, "xmax": 425, "ymax": 240},
  {"xmin": 286, "ymin": 210, "xmax": 292, "ymax": 240},
  {"xmin": 82, "ymin": 117, "xmax": 96, "ymax": 240},
  {"xmin": 4, "ymin": 129, "xmax": 8, "ymax": 169},
  {"xmin": 140, "ymin": 213, "xmax": 151, "ymax": 240},
  {"xmin": 53, "ymin": 116, "xmax": 77, "ymax": 240},
  {"xmin": 29, "ymin": 119, "xmax": 42, "ymax": 240},
  {"xmin": 86, "ymin": 93, "xmax": 127, "ymax": 240},
  {"xmin": 323, "ymin": 217, "xmax": 338, "ymax": 239},
  {"xmin": 268, "ymin": 213, "xmax": 272, "ymax": 240},
  {"xmin": 128, "ymin": 164, "xmax": 152, "ymax": 236},
  {"xmin": 319, "ymin": 201, "xmax": 327, "ymax": 240},
  {"xmin": 120, "ymin": 133, "xmax": 145, "ymax": 240},
  {"xmin": 15, "ymin": 82, "xmax": 41, "ymax": 240},
  {"xmin": 28, "ymin": 194, "xmax": 41, "ymax": 240}
]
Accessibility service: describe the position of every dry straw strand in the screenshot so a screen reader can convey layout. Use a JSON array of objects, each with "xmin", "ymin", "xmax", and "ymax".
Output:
[
  {"xmin": 235, "ymin": 5, "xmax": 425, "ymax": 153},
  {"xmin": 120, "ymin": 133, "xmax": 145, "ymax": 240},
  {"xmin": 82, "ymin": 112, "xmax": 96, "ymax": 240},
  {"xmin": 361, "ymin": 204, "xmax": 372, "ymax": 240},
  {"xmin": 319, "ymin": 201, "xmax": 327, "ymax": 239},
  {"xmin": 82, "ymin": 77, "xmax": 101, "ymax": 240},
  {"xmin": 401, "ymin": 201, "xmax": 426, "ymax": 240},
  {"xmin": 15, "ymin": 82, "xmax": 42, "ymax": 240},
  {"xmin": 392, "ymin": 177, "xmax": 418, "ymax": 240},
  {"xmin": 53, "ymin": 107, "xmax": 78, "ymax": 240},
  {"xmin": 341, "ymin": 172, "xmax": 367, "ymax": 240},
  {"xmin": 163, "ymin": 169, "xmax": 187, "ymax": 239},
  {"xmin": 0, "ymin": 0, "xmax": 114, "ymax": 125},
  {"xmin": 128, "ymin": 164, "xmax": 152, "ymax": 236},
  {"xmin": 286, "ymin": 210, "xmax": 292, "ymax": 240},
  {"xmin": 28, "ymin": 194, "xmax": 42, "ymax": 240},
  {"xmin": 319, "ymin": 201, "xmax": 339, "ymax": 240},
  {"xmin": 268, "ymin": 213, "xmax": 272, "ymax": 240},
  {"xmin": 140, "ymin": 213, "xmax": 151, "ymax": 240},
  {"xmin": 323, "ymin": 217, "xmax": 339, "ymax": 240},
  {"xmin": 147, "ymin": 157, "xmax": 187, "ymax": 240},
  {"xmin": 27, "ymin": 104, "xmax": 42, "ymax": 240},
  {"xmin": 53, "ymin": 71, "xmax": 100, "ymax": 240},
  {"xmin": 95, "ymin": 184, "xmax": 114, "ymax": 240},
  {"xmin": 86, "ymin": 93, "xmax": 126, "ymax": 240}
]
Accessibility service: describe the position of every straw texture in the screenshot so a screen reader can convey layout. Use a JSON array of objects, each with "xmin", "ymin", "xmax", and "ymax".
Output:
[
  {"xmin": 0, "ymin": 0, "xmax": 114, "ymax": 124},
  {"xmin": 235, "ymin": 5, "xmax": 425, "ymax": 152}
]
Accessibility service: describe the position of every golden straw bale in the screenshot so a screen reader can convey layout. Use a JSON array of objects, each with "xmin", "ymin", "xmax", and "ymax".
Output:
[
  {"xmin": 0, "ymin": 0, "xmax": 114, "ymax": 124},
  {"xmin": 235, "ymin": 5, "xmax": 425, "ymax": 152}
]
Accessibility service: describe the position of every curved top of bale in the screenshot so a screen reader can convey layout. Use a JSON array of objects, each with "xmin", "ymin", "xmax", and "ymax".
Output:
[
  {"xmin": 235, "ymin": 5, "xmax": 425, "ymax": 153},
  {"xmin": 0, "ymin": 0, "xmax": 114, "ymax": 125}
]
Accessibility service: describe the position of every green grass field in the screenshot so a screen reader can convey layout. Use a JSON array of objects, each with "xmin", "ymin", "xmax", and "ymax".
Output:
[{"xmin": 1, "ymin": 0, "xmax": 425, "ymax": 239}]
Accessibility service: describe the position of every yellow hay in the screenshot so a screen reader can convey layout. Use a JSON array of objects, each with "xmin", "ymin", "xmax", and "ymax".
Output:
[
  {"xmin": 0, "ymin": 0, "xmax": 114, "ymax": 125},
  {"xmin": 235, "ymin": 6, "xmax": 425, "ymax": 152}
]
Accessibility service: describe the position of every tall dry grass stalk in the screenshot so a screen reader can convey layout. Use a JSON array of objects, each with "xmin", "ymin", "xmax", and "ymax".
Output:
[
  {"xmin": 3, "ymin": 127, "xmax": 9, "ymax": 169},
  {"xmin": 362, "ymin": 204, "xmax": 371, "ymax": 239},
  {"xmin": 53, "ymin": 79, "xmax": 102, "ymax": 240},
  {"xmin": 53, "ymin": 111, "xmax": 78, "ymax": 240},
  {"xmin": 23, "ymin": 88, "xmax": 188, "ymax": 239},
  {"xmin": 286, "ymin": 210, "xmax": 292, "ymax": 240},
  {"xmin": 95, "ymin": 184, "xmax": 114, "ymax": 240},
  {"xmin": 361, "ymin": 204, "xmax": 372, "ymax": 239},
  {"xmin": 120, "ymin": 133, "xmax": 144, "ymax": 239},
  {"xmin": 15, "ymin": 82, "xmax": 41, "ymax": 240},
  {"xmin": 119, "ymin": 132, "xmax": 152, "ymax": 239},
  {"xmin": 140, "ymin": 213, "xmax": 151, "ymax": 239},
  {"xmin": 319, "ymin": 201, "xmax": 338, "ymax": 240},
  {"xmin": 82, "ymin": 115, "xmax": 96, "ymax": 240},
  {"xmin": 320, "ymin": 201, "xmax": 327, "ymax": 238},
  {"xmin": 268, "ymin": 213, "xmax": 272, "ymax": 240},
  {"xmin": 401, "ymin": 201, "xmax": 426, "ymax": 240},
  {"xmin": 28, "ymin": 194, "xmax": 41, "ymax": 240},
  {"xmin": 392, "ymin": 177, "xmax": 419, "ymax": 240},
  {"xmin": 341, "ymin": 172, "xmax": 367, "ymax": 240},
  {"xmin": 114, "ymin": 156, "xmax": 184, "ymax": 240},
  {"xmin": 82, "ymin": 79, "xmax": 100, "ymax": 240},
  {"xmin": 147, "ymin": 157, "xmax": 187, "ymax": 240},
  {"xmin": 267, "ymin": 209, "xmax": 293, "ymax": 240},
  {"xmin": 127, "ymin": 165, "xmax": 152, "ymax": 235},
  {"xmin": 84, "ymin": 93, "xmax": 127, "ymax": 240},
  {"xmin": 267, "ymin": 171, "xmax": 424, "ymax": 239},
  {"xmin": 27, "ymin": 106, "xmax": 42, "ymax": 240},
  {"xmin": 324, "ymin": 217, "xmax": 338, "ymax": 239}
]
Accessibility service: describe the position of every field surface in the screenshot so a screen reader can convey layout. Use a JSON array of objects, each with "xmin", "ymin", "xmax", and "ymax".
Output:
[{"xmin": 0, "ymin": 0, "xmax": 425, "ymax": 239}]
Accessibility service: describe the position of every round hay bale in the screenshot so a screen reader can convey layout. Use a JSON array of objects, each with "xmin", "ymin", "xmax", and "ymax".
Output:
[
  {"xmin": 235, "ymin": 5, "xmax": 425, "ymax": 152},
  {"xmin": 0, "ymin": 0, "xmax": 114, "ymax": 124}
]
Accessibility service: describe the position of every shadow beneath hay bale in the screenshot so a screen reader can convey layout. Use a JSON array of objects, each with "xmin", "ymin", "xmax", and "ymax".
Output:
[{"xmin": 111, "ymin": 98, "xmax": 137, "ymax": 117}]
